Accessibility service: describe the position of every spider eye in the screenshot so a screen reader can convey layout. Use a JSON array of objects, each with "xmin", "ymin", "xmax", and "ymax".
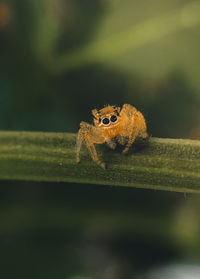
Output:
[
  {"xmin": 102, "ymin": 118, "xmax": 109, "ymax": 125},
  {"xmin": 110, "ymin": 115, "xmax": 117, "ymax": 122},
  {"xmin": 114, "ymin": 110, "xmax": 119, "ymax": 116}
]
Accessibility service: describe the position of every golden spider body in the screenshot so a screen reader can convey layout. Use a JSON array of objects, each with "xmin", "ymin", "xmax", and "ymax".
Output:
[{"xmin": 76, "ymin": 104, "xmax": 148, "ymax": 169}]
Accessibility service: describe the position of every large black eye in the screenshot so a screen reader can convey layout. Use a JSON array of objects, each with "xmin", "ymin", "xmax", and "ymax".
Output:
[
  {"xmin": 110, "ymin": 115, "xmax": 117, "ymax": 122},
  {"xmin": 102, "ymin": 118, "xmax": 109, "ymax": 125},
  {"xmin": 115, "ymin": 110, "xmax": 120, "ymax": 116}
]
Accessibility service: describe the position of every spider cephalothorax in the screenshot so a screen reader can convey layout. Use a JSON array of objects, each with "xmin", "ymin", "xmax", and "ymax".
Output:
[
  {"xmin": 76, "ymin": 104, "xmax": 148, "ymax": 169},
  {"xmin": 92, "ymin": 106, "xmax": 120, "ymax": 126}
]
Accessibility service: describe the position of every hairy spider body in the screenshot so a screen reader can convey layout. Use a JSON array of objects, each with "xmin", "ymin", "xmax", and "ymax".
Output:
[{"xmin": 76, "ymin": 104, "xmax": 148, "ymax": 169}]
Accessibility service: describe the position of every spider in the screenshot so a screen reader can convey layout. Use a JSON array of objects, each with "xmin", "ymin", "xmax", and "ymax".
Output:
[{"xmin": 76, "ymin": 104, "xmax": 148, "ymax": 169}]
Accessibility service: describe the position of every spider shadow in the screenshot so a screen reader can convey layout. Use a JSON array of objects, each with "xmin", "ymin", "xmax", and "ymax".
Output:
[
  {"xmin": 102, "ymin": 136, "xmax": 150, "ymax": 165},
  {"xmin": 127, "ymin": 136, "xmax": 150, "ymax": 155}
]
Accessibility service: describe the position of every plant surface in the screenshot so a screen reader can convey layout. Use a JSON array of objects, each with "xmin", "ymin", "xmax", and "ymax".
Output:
[{"xmin": 0, "ymin": 131, "xmax": 200, "ymax": 193}]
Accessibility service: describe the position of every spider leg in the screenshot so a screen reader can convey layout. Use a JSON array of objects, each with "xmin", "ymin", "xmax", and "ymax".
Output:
[
  {"xmin": 86, "ymin": 142, "xmax": 105, "ymax": 169},
  {"xmin": 139, "ymin": 129, "xmax": 148, "ymax": 140},
  {"xmin": 106, "ymin": 139, "xmax": 117, "ymax": 150},
  {"xmin": 122, "ymin": 127, "xmax": 138, "ymax": 154},
  {"xmin": 123, "ymin": 124, "xmax": 148, "ymax": 153},
  {"xmin": 76, "ymin": 122, "xmax": 105, "ymax": 168},
  {"xmin": 121, "ymin": 107, "xmax": 147, "ymax": 154},
  {"xmin": 117, "ymin": 135, "xmax": 128, "ymax": 146}
]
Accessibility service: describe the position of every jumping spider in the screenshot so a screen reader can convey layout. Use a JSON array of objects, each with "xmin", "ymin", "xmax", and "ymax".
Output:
[{"xmin": 76, "ymin": 104, "xmax": 148, "ymax": 169}]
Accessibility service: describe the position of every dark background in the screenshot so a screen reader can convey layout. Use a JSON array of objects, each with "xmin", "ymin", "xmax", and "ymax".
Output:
[{"xmin": 1, "ymin": 0, "xmax": 200, "ymax": 278}]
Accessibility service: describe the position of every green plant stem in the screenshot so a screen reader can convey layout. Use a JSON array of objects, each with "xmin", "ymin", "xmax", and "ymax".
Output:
[{"xmin": 0, "ymin": 131, "xmax": 200, "ymax": 193}]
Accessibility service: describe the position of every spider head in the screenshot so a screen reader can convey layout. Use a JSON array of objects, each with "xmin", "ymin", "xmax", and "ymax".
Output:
[{"xmin": 92, "ymin": 106, "xmax": 121, "ymax": 127}]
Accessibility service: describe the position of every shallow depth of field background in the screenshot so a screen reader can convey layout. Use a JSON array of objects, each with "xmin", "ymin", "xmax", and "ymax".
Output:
[{"xmin": 1, "ymin": 0, "xmax": 200, "ymax": 278}]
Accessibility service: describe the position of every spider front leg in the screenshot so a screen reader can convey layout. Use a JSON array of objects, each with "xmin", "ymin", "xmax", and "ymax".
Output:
[
  {"xmin": 122, "ymin": 127, "xmax": 138, "ymax": 154},
  {"xmin": 76, "ymin": 122, "xmax": 106, "ymax": 169},
  {"xmin": 106, "ymin": 139, "xmax": 117, "ymax": 150}
]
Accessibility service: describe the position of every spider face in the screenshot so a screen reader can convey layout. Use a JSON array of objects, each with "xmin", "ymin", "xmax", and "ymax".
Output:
[{"xmin": 92, "ymin": 106, "xmax": 121, "ymax": 128}]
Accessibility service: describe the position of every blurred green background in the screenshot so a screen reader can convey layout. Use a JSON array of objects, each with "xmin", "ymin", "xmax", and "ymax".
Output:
[{"xmin": 1, "ymin": 0, "xmax": 200, "ymax": 278}]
